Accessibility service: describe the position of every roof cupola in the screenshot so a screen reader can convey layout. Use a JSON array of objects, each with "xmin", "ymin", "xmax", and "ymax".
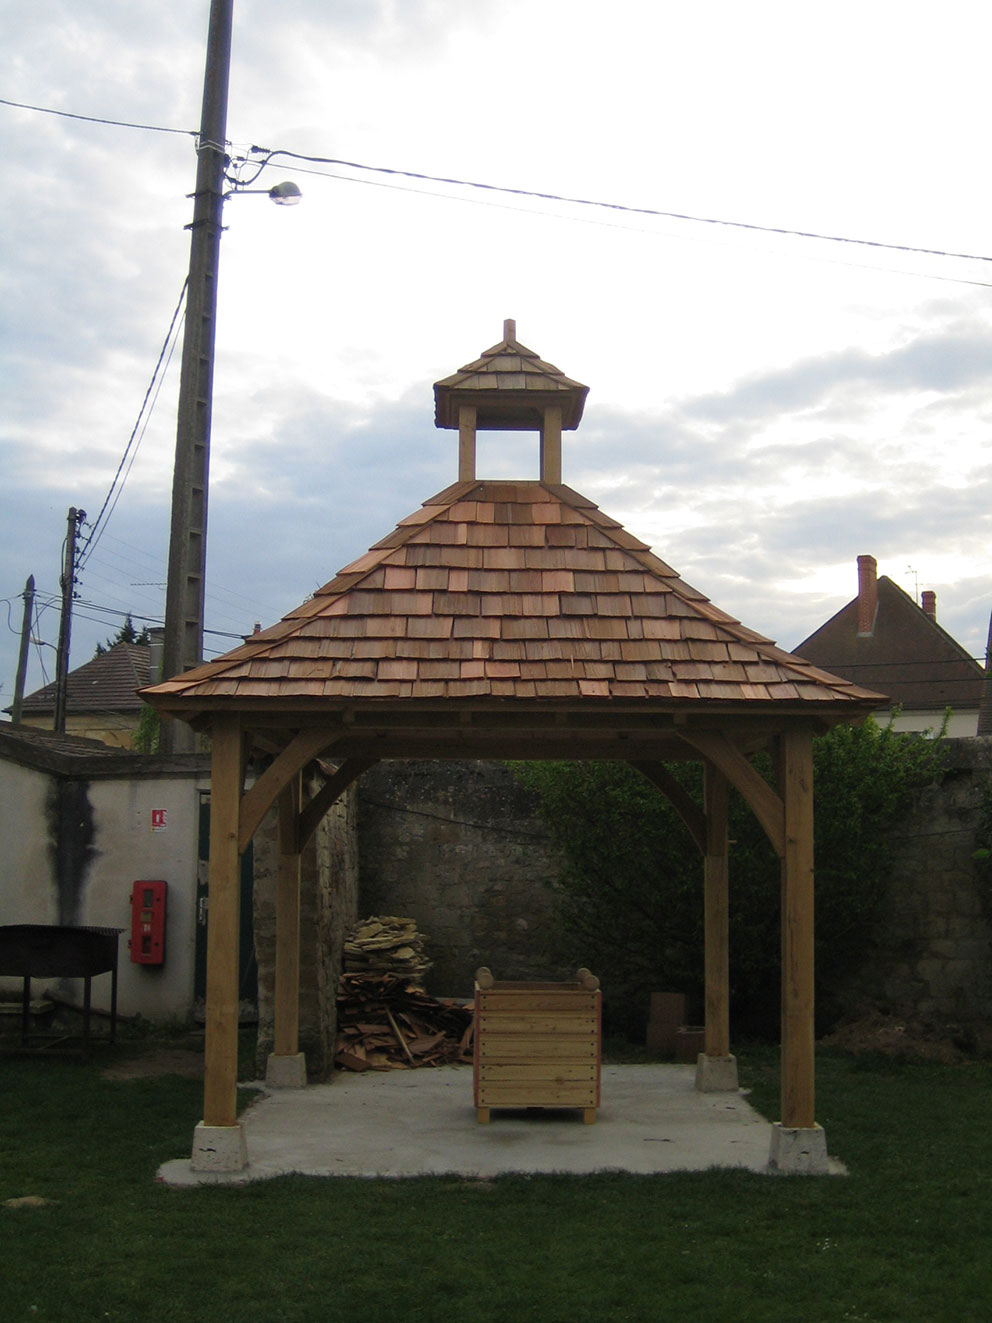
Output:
[{"xmin": 433, "ymin": 319, "xmax": 589, "ymax": 483}]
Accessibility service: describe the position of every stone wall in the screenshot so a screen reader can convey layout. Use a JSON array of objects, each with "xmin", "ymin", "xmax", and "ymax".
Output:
[
  {"xmin": 357, "ymin": 761, "xmax": 569, "ymax": 997},
  {"xmin": 833, "ymin": 736, "xmax": 992, "ymax": 1027},
  {"xmin": 355, "ymin": 743, "xmax": 992, "ymax": 1032}
]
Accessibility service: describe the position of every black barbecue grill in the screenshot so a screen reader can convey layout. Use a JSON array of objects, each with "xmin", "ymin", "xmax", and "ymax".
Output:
[{"xmin": 0, "ymin": 925, "xmax": 122, "ymax": 1059}]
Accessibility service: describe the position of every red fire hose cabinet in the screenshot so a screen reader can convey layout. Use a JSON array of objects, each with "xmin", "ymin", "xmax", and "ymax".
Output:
[{"xmin": 473, "ymin": 967, "xmax": 602, "ymax": 1124}]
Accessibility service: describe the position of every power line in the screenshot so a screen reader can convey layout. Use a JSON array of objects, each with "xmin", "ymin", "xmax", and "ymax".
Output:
[
  {"xmin": 5, "ymin": 94, "xmax": 991, "ymax": 271},
  {"xmin": 269, "ymin": 159, "xmax": 992, "ymax": 291},
  {"xmin": 77, "ymin": 280, "xmax": 188, "ymax": 571},
  {"xmin": 250, "ymin": 146, "xmax": 992, "ymax": 267},
  {"xmin": 0, "ymin": 96, "xmax": 196, "ymax": 138}
]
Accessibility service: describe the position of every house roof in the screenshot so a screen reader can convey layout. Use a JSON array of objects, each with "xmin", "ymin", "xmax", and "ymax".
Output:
[
  {"xmin": 793, "ymin": 574, "xmax": 984, "ymax": 713},
  {"xmin": 17, "ymin": 641, "xmax": 151, "ymax": 716},
  {"xmin": 144, "ymin": 479, "xmax": 881, "ymax": 718}
]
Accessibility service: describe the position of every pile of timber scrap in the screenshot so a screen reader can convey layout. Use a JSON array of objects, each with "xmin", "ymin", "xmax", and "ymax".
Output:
[
  {"xmin": 343, "ymin": 915, "xmax": 432, "ymax": 984},
  {"xmin": 335, "ymin": 972, "xmax": 474, "ymax": 1071}
]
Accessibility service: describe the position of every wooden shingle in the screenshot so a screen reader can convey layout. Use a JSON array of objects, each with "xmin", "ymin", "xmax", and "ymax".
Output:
[{"xmin": 145, "ymin": 479, "xmax": 884, "ymax": 712}]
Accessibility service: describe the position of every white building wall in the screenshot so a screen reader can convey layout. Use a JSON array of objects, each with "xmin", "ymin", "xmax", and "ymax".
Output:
[
  {"xmin": 0, "ymin": 738, "xmax": 209, "ymax": 1021},
  {"xmin": 0, "ymin": 758, "xmax": 56, "ymax": 925}
]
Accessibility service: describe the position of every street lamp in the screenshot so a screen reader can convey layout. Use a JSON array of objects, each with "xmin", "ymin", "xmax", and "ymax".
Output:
[{"xmin": 224, "ymin": 179, "xmax": 302, "ymax": 204}]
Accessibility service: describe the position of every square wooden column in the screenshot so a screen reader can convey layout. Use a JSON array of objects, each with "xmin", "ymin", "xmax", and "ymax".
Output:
[
  {"xmin": 192, "ymin": 713, "xmax": 248, "ymax": 1171},
  {"xmin": 540, "ymin": 405, "xmax": 562, "ymax": 484},
  {"xmin": 703, "ymin": 764, "xmax": 730, "ymax": 1057},
  {"xmin": 769, "ymin": 726, "xmax": 830, "ymax": 1171},
  {"xmin": 266, "ymin": 775, "xmax": 307, "ymax": 1088},
  {"xmin": 458, "ymin": 405, "xmax": 477, "ymax": 482},
  {"xmin": 779, "ymin": 727, "xmax": 815, "ymax": 1128},
  {"xmin": 697, "ymin": 763, "xmax": 738, "ymax": 1091}
]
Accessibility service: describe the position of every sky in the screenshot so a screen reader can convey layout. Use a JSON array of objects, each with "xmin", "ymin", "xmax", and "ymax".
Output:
[{"xmin": 2, "ymin": 0, "xmax": 991, "ymax": 712}]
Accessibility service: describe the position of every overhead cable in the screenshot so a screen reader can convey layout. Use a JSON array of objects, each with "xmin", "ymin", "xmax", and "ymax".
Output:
[
  {"xmin": 0, "ymin": 95, "xmax": 196, "ymax": 137},
  {"xmin": 250, "ymin": 147, "xmax": 992, "ymax": 267},
  {"xmin": 77, "ymin": 279, "xmax": 188, "ymax": 571}
]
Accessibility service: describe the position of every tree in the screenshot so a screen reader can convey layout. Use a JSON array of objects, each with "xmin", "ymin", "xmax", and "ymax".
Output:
[
  {"xmin": 94, "ymin": 613, "xmax": 150, "ymax": 656},
  {"xmin": 511, "ymin": 718, "xmax": 946, "ymax": 1039}
]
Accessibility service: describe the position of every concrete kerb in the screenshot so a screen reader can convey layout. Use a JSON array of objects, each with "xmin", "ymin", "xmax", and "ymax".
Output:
[{"xmin": 159, "ymin": 1063, "xmax": 847, "ymax": 1186}]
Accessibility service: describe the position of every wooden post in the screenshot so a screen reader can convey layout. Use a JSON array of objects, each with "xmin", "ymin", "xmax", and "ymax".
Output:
[
  {"xmin": 203, "ymin": 713, "xmax": 243, "ymax": 1127},
  {"xmin": 458, "ymin": 405, "xmax": 477, "ymax": 482},
  {"xmin": 273, "ymin": 776, "xmax": 302, "ymax": 1057},
  {"xmin": 780, "ymin": 727, "xmax": 816, "ymax": 1129},
  {"xmin": 540, "ymin": 405, "xmax": 562, "ymax": 484},
  {"xmin": 703, "ymin": 763, "xmax": 730, "ymax": 1058}
]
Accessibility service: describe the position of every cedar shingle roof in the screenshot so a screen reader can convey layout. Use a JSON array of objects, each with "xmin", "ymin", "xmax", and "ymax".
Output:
[
  {"xmin": 17, "ymin": 641, "xmax": 151, "ymax": 716},
  {"xmin": 434, "ymin": 321, "xmax": 588, "ymax": 431},
  {"xmin": 144, "ymin": 482, "xmax": 880, "ymax": 711}
]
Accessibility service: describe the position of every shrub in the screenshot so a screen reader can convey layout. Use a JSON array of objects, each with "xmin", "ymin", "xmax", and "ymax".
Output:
[{"xmin": 511, "ymin": 718, "xmax": 945, "ymax": 1039}]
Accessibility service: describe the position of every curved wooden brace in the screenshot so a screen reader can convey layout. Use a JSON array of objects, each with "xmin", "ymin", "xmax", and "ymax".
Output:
[
  {"xmin": 297, "ymin": 757, "xmax": 378, "ymax": 850},
  {"xmin": 629, "ymin": 760, "xmax": 706, "ymax": 856},
  {"xmin": 676, "ymin": 730, "xmax": 785, "ymax": 858},
  {"xmin": 238, "ymin": 729, "xmax": 341, "ymax": 854}
]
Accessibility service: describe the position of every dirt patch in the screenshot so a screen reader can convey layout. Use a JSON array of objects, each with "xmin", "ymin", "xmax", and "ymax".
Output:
[
  {"xmin": 820, "ymin": 1009, "xmax": 991, "ymax": 1064},
  {"xmin": 102, "ymin": 1046, "xmax": 204, "ymax": 1081}
]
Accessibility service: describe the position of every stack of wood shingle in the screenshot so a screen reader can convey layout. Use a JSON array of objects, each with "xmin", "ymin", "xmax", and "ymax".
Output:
[
  {"xmin": 335, "ymin": 972, "xmax": 473, "ymax": 1071},
  {"xmin": 342, "ymin": 915, "xmax": 432, "ymax": 983},
  {"xmin": 336, "ymin": 916, "xmax": 472, "ymax": 1070}
]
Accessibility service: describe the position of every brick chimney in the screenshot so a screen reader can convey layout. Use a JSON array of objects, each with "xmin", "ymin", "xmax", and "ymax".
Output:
[
  {"xmin": 921, "ymin": 590, "xmax": 936, "ymax": 621},
  {"xmin": 857, "ymin": 555, "xmax": 878, "ymax": 636}
]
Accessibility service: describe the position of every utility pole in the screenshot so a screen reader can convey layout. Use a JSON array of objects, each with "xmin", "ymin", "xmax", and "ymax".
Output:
[
  {"xmin": 11, "ymin": 574, "xmax": 35, "ymax": 724},
  {"xmin": 54, "ymin": 508, "xmax": 85, "ymax": 736},
  {"xmin": 160, "ymin": 0, "xmax": 234, "ymax": 754}
]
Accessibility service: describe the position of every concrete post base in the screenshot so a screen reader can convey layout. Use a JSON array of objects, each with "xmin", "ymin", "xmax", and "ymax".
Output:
[
  {"xmin": 191, "ymin": 1121, "xmax": 248, "ymax": 1173},
  {"xmin": 265, "ymin": 1052, "xmax": 308, "ymax": 1088},
  {"xmin": 768, "ymin": 1121, "xmax": 829, "ymax": 1174},
  {"xmin": 695, "ymin": 1053, "xmax": 739, "ymax": 1092}
]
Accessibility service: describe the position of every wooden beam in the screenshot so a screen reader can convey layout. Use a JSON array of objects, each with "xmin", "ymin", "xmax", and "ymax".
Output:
[
  {"xmin": 780, "ymin": 728, "xmax": 816, "ymax": 1129},
  {"xmin": 703, "ymin": 763, "xmax": 730, "ymax": 1058},
  {"xmin": 273, "ymin": 776, "xmax": 302, "ymax": 1058},
  {"xmin": 203, "ymin": 713, "xmax": 243, "ymax": 1128},
  {"xmin": 629, "ymin": 760, "xmax": 706, "ymax": 855},
  {"xmin": 677, "ymin": 729, "xmax": 785, "ymax": 858},
  {"xmin": 238, "ymin": 728, "xmax": 340, "ymax": 854},
  {"xmin": 297, "ymin": 757, "xmax": 377, "ymax": 850}
]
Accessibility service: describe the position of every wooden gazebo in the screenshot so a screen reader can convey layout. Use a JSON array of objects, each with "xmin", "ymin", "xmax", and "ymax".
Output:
[{"xmin": 143, "ymin": 321, "xmax": 883, "ymax": 1174}]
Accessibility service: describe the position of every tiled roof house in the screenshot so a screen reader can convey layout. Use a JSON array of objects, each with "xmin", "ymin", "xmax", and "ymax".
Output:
[
  {"xmin": 793, "ymin": 555, "xmax": 986, "ymax": 736},
  {"xmin": 13, "ymin": 640, "xmax": 152, "ymax": 749}
]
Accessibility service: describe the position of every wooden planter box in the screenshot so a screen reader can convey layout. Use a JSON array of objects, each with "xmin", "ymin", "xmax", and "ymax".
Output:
[{"xmin": 473, "ymin": 967, "xmax": 601, "ymax": 1124}]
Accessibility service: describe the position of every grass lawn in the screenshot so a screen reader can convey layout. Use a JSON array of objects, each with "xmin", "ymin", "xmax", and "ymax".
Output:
[{"xmin": 1, "ymin": 1038, "xmax": 991, "ymax": 1322}]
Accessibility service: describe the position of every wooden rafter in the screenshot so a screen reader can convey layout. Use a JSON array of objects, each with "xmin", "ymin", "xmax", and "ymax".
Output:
[
  {"xmin": 676, "ymin": 729, "xmax": 786, "ymax": 858},
  {"xmin": 297, "ymin": 758, "xmax": 378, "ymax": 850},
  {"xmin": 629, "ymin": 759, "xmax": 706, "ymax": 855},
  {"xmin": 238, "ymin": 728, "xmax": 341, "ymax": 854}
]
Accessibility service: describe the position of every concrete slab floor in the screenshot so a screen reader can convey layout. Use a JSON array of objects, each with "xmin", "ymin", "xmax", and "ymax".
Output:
[{"xmin": 159, "ymin": 1064, "xmax": 844, "ymax": 1186}]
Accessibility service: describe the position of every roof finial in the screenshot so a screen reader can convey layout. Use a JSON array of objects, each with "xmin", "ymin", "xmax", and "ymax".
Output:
[{"xmin": 503, "ymin": 318, "xmax": 516, "ymax": 342}]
